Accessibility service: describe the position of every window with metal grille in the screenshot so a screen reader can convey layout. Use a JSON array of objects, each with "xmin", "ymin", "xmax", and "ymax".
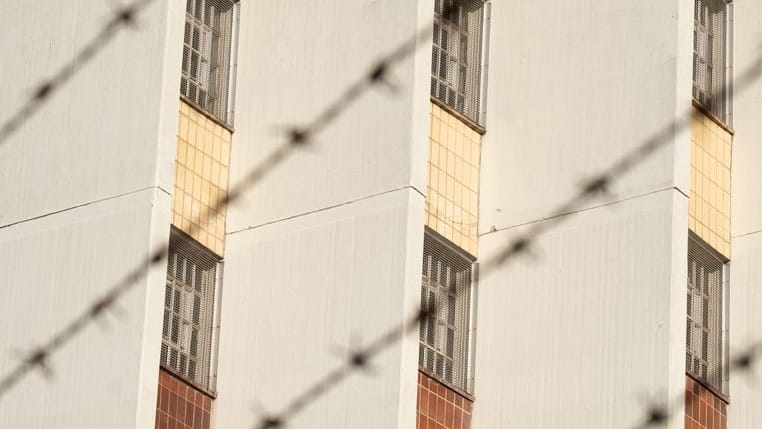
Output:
[
  {"xmin": 419, "ymin": 229, "xmax": 475, "ymax": 393},
  {"xmin": 686, "ymin": 235, "xmax": 727, "ymax": 393},
  {"xmin": 431, "ymin": 0, "xmax": 486, "ymax": 125},
  {"xmin": 181, "ymin": 0, "xmax": 237, "ymax": 124},
  {"xmin": 693, "ymin": 0, "xmax": 731, "ymax": 122},
  {"xmin": 162, "ymin": 229, "xmax": 219, "ymax": 391}
]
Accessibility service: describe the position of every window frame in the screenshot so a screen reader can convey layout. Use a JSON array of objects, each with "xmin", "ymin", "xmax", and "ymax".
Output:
[
  {"xmin": 161, "ymin": 227, "xmax": 223, "ymax": 394},
  {"xmin": 180, "ymin": 0, "xmax": 240, "ymax": 126},
  {"xmin": 692, "ymin": 0, "xmax": 733, "ymax": 126},
  {"xmin": 419, "ymin": 227, "xmax": 477, "ymax": 394},
  {"xmin": 430, "ymin": 0, "xmax": 489, "ymax": 127},
  {"xmin": 686, "ymin": 233, "xmax": 729, "ymax": 396}
]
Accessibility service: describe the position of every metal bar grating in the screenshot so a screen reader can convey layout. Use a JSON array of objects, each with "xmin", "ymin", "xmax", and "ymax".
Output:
[
  {"xmin": 431, "ymin": 0, "xmax": 485, "ymax": 124},
  {"xmin": 181, "ymin": 0, "xmax": 236, "ymax": 124},
  {"xmin": 686, "ymin": 235, "xmax": 726, "ymax": 393},
  {"xmin": 693, "ymin": 0, "xmax": 729, "ymax": 122},
  {"xmin": 419, "ymin": 229, "xmax": 474, "ymax": 392},
  {"xmin": 161, "ymin": 229, "xmax": 219, "ymax": 391}
]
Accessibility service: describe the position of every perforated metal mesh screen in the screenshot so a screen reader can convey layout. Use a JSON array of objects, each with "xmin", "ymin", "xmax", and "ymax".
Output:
[
  {"xmin": 693, "ymin": 0, "xmax": 729, "ymax": 122},
  {"xmin": 419, "ymin": 230, "xmax": 474, "ymax": 392},
  {"xmin": 431, "ymin": 0, "xmax": 485, "ymax": 124},
  {"xmin": 161, "ymin": 229, "xmax": 219, "ymax": 391},
  {"xmin": 181, "ymin": 0, "xmax": 236, "ymax": 124},
  {"xmin": 686, "ymin": 235, "xmax": 726, "ymax": 393}
]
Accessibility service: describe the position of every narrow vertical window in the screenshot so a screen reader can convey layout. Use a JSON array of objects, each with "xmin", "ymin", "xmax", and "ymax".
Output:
[
  {"xmin": 431, "ymin": 0, "xmax": 486, "ymax": 124},
  {"xmin": 693, "ymin": 0, "xmax": 731, "ymax": 122},
  {"xmin": 686, "ymin": 235, "xmax": 727, "ymax": 393},
  {"xmin": 181, "ymin": 0, "xmax": 237, "ymax": 124},
  {"xmin": 419, "ymin": 229, "xmax": 475, "ymax": 393},
  {"xmin": 162, "ymin": 228, "xmax": 220, "ymax": 391}
]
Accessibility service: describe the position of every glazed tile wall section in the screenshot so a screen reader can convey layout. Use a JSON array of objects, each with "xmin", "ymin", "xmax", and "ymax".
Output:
[
  {"xmin": 417, "ymin": 371, "xmax": 472, "ymax": 429},
  {"xmin": 155, "ymin": 368, "xmax": 212, "ymax": 429},
  {"xmin": 685, "ymin": 376, "xmax": 727, "ymax": 429},
  {"xmin": 689, "ymin": 108, "xmax": 732, "ymax": 257},
  {"xmin": 172, "ymin": 100, "xmax": 232, "ymax": 256},
  {"xmin": 426, "ymin": 103, "xmax": 481, "ymax": 256}
]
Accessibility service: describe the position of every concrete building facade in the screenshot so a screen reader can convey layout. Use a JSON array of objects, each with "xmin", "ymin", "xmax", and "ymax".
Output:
[{"xmin": 1, "ymin": 1, "xmax": 761, "ymax": 428}]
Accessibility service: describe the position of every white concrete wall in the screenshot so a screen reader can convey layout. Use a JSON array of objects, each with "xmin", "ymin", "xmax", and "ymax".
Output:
[
  {"xmin": 728, "ymin": 1, "xmax": 762, "ymax": 427},
  {"xmin": 480, "ymin": 1, "xmax": 692, "ymax": 233},
  {"xmin": 476, "ymin": 192, "xmax": 687, "ymax": 428},
  {"xmin": 0, "ymin": 0, "xmax": 186, "ymax": 427},
  {"xmin": 0, "ymin": 0, "xmax": 183, "ymax": 225},
  {"xmin": 0, "ymin": 189, "xmax": 169, "ymax": 428},
  {"xmin": 475, "ymin": 1, "xmax": 692, "ymax": 427},
  {"xmin": 217, "ymin": 190, "xmax": 424, "ymax": 428},
  {"xmin": 227, "ymin": 0, "xmax": 431, "ymax": 230},
  {"xmin": 217, "ymin": 1, "xmax": 432, "ymax": 427}
]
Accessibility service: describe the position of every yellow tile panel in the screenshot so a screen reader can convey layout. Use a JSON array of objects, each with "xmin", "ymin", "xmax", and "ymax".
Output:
[
  {"xmin": 171, "ymin": 100, "xmax": 232, "ymax": 256},
  {"xmin": 425, "ymin": 103, "xmax": 481, "ymax": 256},
  {"xmin": 689, "ymin": 108, "xmax": 731, "ymax": 258}
]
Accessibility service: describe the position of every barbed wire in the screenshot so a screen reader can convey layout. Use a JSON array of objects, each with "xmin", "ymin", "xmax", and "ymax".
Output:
[
  {"xmin": 0, "ymin": 0, "xmax": 157, "ymax": 147},
  {"xmin": 1, "ymin": 1, "xmax": 761, "ymax": 429}
]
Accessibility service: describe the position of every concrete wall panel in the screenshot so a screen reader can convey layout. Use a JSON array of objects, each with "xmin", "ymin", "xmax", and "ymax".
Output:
[
  {"xmin": 0, "ymin": 0, "xmax": 187, "ymax": 427},
  {"xmin": 727, "ymin": 234, "xmax": 762, "ymax": 429},
  {"xmin": 480, "ymin": 1, "xmax": 688, "ymax": 234},
  {"xmin": 0, "ymin": 0, "xmax": 184, "ymax": 226},
  {"xmin": 218, "ymin": 3, "xmax": 433, "ymax": 426},
  {"xmin": 729, "ymin": 2, "xmax": 762, "ymax": 427},
  {"xmin": 217, "ymin": 188, "xmax": 424, "ymax": 428},
  {"xmin": 227, "ymin": 0, "xmax": 431, "ymax": 232},
  {"xmin": 0, "ymin": 188, "xmax": 170, "ymax": 429},
  {"xmin": 474, "ymin": 190, "xmax": 686, "ymax": 429}
]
